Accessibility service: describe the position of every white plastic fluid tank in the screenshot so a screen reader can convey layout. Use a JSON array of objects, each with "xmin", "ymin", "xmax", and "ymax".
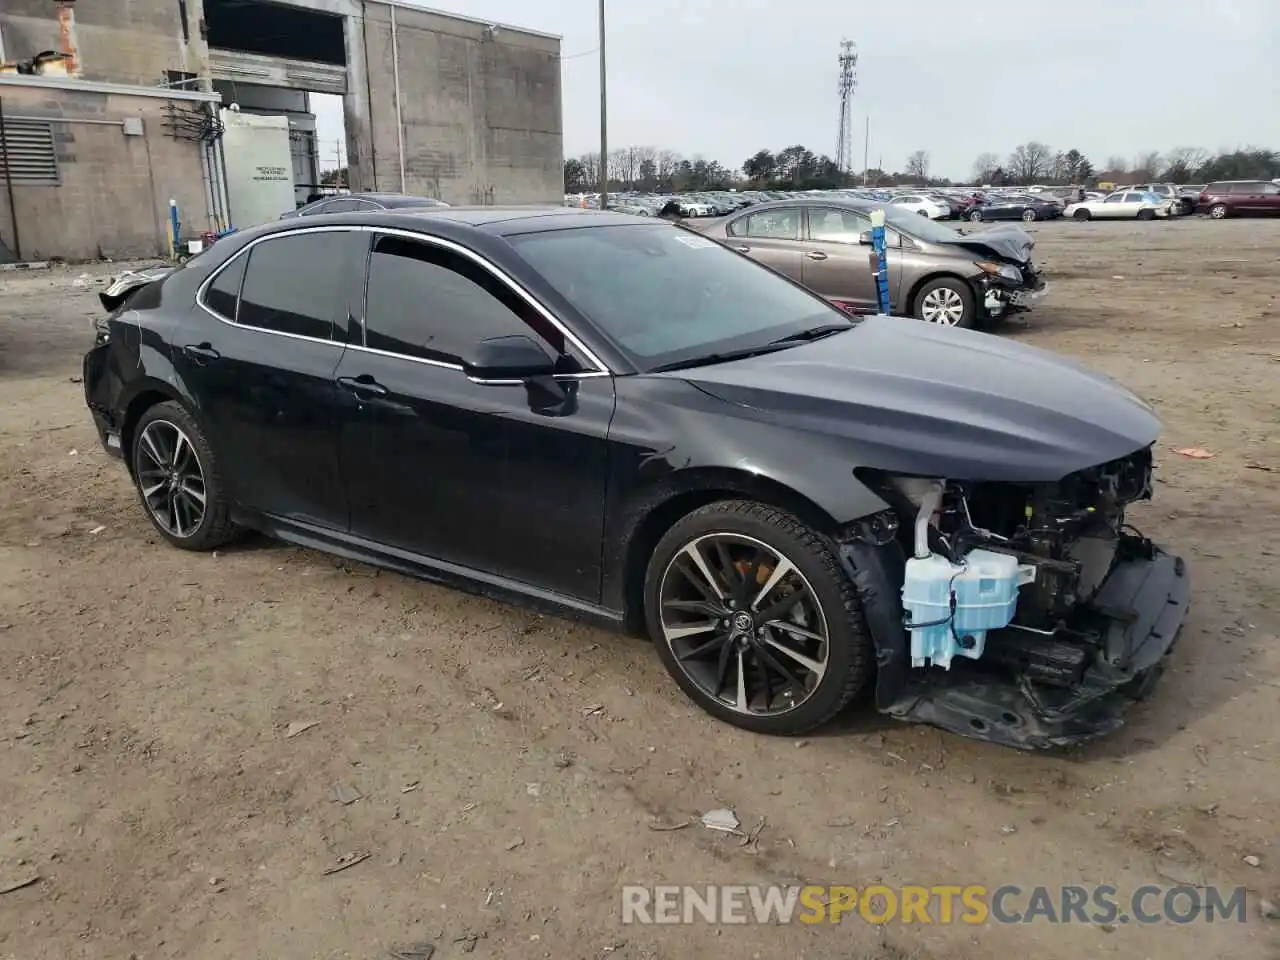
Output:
[
  {"xmin": 219, "ymin": 110, "xmax": 296, "ymax": 228},
  {"xmin": 951, "ymin": 549, "xmax": 1036, "ymax": 658},
  {"xmin": 902, "ymin": 553, "xmax": 963, "ymax": 669}
]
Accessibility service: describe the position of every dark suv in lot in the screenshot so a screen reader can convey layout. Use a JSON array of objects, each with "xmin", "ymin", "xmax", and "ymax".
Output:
[{"xmin": 1197, "ymin": 181, "xmax": 1280, "ymax": 219}]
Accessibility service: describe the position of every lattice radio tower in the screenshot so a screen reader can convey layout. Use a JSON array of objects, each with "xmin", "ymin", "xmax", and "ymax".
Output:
[{"xmin": 835, "ymin": 40, "xmax": 858, "ymax": 174}]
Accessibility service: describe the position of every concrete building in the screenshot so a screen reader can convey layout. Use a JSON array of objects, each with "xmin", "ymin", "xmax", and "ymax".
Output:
[{"xmin": 1, "ymin": 0, "xmax": 564, "ymax": 262}]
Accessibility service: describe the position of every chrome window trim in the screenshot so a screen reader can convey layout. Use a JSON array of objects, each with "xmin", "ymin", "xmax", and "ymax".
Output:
[{"xmin": 195, "ymin": 224, "xmax": 612, "ymax": 378}]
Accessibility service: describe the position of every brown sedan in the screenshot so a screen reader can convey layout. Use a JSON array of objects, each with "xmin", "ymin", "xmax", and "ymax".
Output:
[{"xmin": 696, "ymin": 199, "xmax": 1047, "ymax": 328}]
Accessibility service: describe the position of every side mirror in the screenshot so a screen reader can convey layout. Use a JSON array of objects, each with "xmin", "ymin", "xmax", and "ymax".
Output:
[
  {"xmin": 858, "ymin": 231, "xmax": 873, "ymax": 245},
  {"xmin": 463, "ymin": 335, "xmax": 556, "ymax": 381}
]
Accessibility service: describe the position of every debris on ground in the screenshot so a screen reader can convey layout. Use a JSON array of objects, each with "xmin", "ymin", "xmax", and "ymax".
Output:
[
  {"xmin": 999, "ymin": 824, "xmax": 1017, "ymax": 835},
  {"xmin": 1172, "ymin": 447, "xmax": 1215, "ymax": 459},
  {"xmin": 646, "ymin": 818, "xmax": 691, "ymax": 832},
  {"xmin": 1242, "ymin": 854, "xmax": 1261, "ymax": 867},
  {"xmin": 1260, "ymin": 899, "xmax": 1280, "ymax": 920},
  {"xmin": 88, "ymin": 525, "xmax": 106, "ymax": 535},
  {"xmin": 322, "ymin": 852, "xmax": 370, "ymax": 876},
  {"xmin": 387, "ymin": 942, "xmax": 435, "ymax": 960},
  {"xmin": 285, "ymin": 720, "xmax": 319, "ymax": 739},
  {"xmin": 400, "ymin": 780, "xmax": 420, "ymax": 794},
  {"xmin": 331, "ymin": 783, "xmax": 363, "ymax": 805},
  {"xmin": 0, "ymin": 875, "xmax": 41, "ymax": 896},
  {"xmin": 699, "ymin": 808, "xmax": 741, "ymax": 833},
  {"xmin": 504, "ymin": 837, "xmax": 525, "ymax": 851},
  {"xmin": 1244, "ymin": 461, "xmax": 1274, "ymax": 472}
]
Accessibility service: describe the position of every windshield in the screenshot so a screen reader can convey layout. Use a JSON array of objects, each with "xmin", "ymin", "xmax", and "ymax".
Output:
[
  {"xmin": 881, "ymin": 206, "xmax": 962, "ymax": 244},
  {"xmin": 509, "ymin": 223, "xmax": 848, "ymax": 371}
]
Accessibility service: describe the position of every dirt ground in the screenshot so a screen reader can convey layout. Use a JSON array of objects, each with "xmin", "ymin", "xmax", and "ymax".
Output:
[{"xmin": 0, "ymin": 217, "xmax": 1277, "ymax": 960}]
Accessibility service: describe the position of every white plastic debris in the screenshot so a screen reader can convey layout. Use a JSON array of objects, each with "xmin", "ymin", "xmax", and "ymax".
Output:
[{"xmin": 699, "ymin": 808, "xmax": 740, "ymax": 833}]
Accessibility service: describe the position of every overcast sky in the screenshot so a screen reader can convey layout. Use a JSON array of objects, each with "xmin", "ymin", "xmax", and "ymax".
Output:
[{"xmin": 313, "ymin": 0, "xmax": 1278, "ymax": 180}]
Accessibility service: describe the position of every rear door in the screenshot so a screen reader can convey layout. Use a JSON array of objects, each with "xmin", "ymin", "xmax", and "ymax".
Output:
[
  {"xmin": 182, "ymin": 228, "xmax": 365, "ymax": 529},
  {"xmin": 1098, "ymin": 193, "xmax": 1128, "ymax": 218},
  {"xmin": 801, "ymin": 205, "xmax": 878, "ymax": 312},
  {"xmin": 723, "ymin": 208, "xmax": 805, "ymax": 282}
]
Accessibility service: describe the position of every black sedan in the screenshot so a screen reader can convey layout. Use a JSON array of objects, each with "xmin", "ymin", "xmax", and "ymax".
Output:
[
  {"xmin": 83, "ymin": 207, "xmax": 1188, "ymax": 749},
  {"xmin": 969, "ymin": 195, "xmax": 1062, "ymax": 223},
  {"xmin": 283, "ymin": 192, "xmax": 449, "ymax": 218}
]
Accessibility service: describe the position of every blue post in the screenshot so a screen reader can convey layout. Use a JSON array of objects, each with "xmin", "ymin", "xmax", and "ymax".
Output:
[
  {"xmin": 168, "ymin": 198, "xmax": 181, "ymax": 260},
  {"xmin": 869, "ymin": 208, "xmax": 892, "ymax": 314}
]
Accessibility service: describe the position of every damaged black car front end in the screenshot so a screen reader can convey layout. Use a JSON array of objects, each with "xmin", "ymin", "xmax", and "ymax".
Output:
[
  {"xmin": 843, "ymin": 450, "xmax": 1188, "ymax": 749},
  {"xmin": 682, "ymin": 315, "xmax": 1188, "ymax": 750}
]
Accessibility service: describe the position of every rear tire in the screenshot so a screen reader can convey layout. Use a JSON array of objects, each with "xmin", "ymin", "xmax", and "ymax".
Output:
[
  {"xmin": 1137, "ymin": 209, "xmax": 1156, "ymax": 221},
  {"xmin": 1209, "ymin": 203, "xmax": 1228, "ymax": 220},
  {"xmin": 968, "ymin": 209, "xmax": 984, "ymax": 222},
  {"xmin": 1021, "ymin": 209, "xmax": 1037, "ymax": 222},
  {"xmin": 130, "ymin": 401, "xmax": 237, "ymax": 551},
  {"xmin": 643, "ymin": 500, "xmax": 872, "ymax": 736}
]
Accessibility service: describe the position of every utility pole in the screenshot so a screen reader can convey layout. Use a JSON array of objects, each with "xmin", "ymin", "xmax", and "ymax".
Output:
[
  {"xmin": 863, "ymin": 116, "xmax": 870, "ymax": 185},
  {"xmin": 835, "ymin": 40, "xmax": 857, "ymax": 176},
  {"xmin": 597, "ymin": 0, "xmax": 608, "ymax": 209}
]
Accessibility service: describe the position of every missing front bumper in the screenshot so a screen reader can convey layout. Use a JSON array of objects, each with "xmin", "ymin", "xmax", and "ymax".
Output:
[{"xmin": 840, "ymin": 538, "xmax": 1190, "ymax": 750}]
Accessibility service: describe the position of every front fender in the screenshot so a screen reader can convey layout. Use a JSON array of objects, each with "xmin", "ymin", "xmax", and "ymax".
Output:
[{"xmin": 601, "ymin": 376, "xmax": 891, "ymax": 616}]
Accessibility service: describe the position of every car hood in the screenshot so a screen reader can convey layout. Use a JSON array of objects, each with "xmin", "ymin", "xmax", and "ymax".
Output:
[
  {"xmin": 671, "ymin": 316, "xmax": 1159, "ymax": 483},
  {"xmin": 936, "ymin": 226, "xmax": 1034, "ymax": 263}
]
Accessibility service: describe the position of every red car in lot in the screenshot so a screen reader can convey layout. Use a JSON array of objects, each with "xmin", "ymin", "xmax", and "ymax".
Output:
[{"xmin": 1197, "ymin": 180, "xmax": 1280, "ymax": 218}]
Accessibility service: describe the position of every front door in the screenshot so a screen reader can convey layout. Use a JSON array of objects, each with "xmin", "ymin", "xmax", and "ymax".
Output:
[
  {"xmin": 722, "ymin": 207, "xmax": 805, "ymax": 283},
  {"xmin": 334, "ymin": 232, "xmax": 615, "ymax": 602},
  {"xmin": 177, "ymin": 228, "xmax": 366, "ymax": 529},
  {"xmin": 800, "ymin": 205, "xmax": 878, "ymax": 312}
]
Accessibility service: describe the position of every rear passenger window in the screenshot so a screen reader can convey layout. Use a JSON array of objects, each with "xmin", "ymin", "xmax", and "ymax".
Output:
[
  {"xmin": 237, "ymin": 233, "xmax": 350, "ymax": 339},
  {"xmin": 204, "ymin": 254, "xmax": 246, "ymax": 321},
  {"xmin": 730, "ymin": 210, "xmax": 801, "ymax": 240}
]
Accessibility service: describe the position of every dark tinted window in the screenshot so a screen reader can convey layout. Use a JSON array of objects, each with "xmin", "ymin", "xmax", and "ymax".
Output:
[
  {"xmin": 317, "ymin": 199, "xmax": 363, "ymax": 213},
  {"xmin": 363, "ymin": 235, "xmax": 546, "ymax": 363},
  {"xmin": 204, "ymin": 253, "xmax": 246, "ymax": 321},
  {"xmin": 238, "ymin": 233, "xmax": 349, "ymax": 339},
  {"xmin": 510, "ymin": 223, "xmax": 844, "ymax": 371}
]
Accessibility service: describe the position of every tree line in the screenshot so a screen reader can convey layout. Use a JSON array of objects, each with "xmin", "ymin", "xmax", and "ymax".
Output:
[{"xmin": 565, "ymin": 143, "xmax": 1280, "ymax": 193}]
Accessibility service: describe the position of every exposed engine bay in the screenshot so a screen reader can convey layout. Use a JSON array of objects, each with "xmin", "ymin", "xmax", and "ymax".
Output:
[{"xmin": 843, "ymin": 446, "xmax": 1189, "ymax": 749}]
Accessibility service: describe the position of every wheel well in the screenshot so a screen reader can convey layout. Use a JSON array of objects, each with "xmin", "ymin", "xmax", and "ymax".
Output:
[
  {"xmin": 905, "ymin": 272, "xmax": 974, "ymax": 316},
  {"xmin": 120, "ymin": 388, "xmax": 178, "ymax": 471},
  {"xmin": 619, "ymin": 472, "xmax": 837, "ymax": 633}
]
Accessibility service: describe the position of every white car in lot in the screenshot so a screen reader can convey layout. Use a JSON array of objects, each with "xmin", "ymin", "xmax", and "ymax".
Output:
[
  {"xmin": 889, "ymin": 194, "xmax": 950, "ymax": 219},
  {"xmin": 1064, "ymin": 190, "xmax": 1174, "ymax": 221}
]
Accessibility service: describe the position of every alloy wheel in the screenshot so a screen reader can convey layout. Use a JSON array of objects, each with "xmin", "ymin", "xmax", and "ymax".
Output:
[
  {"xmin": 657, "ymin": 533, "xmax": 829, "ymax": 717},
  {"xmin": 919, "ymin": 287, "xmax": 966, "ymax": 325},
  {"xmin": 1210, "ymin": 205, "xmax": 1226, "ymax": 219},
  {"xmin": 136, "ymin": 419, "xmax": 207, "ymax": 538},
  {"xmin": 1021, "ymin": 209, "xmax": 1037, "ymax": 222}
]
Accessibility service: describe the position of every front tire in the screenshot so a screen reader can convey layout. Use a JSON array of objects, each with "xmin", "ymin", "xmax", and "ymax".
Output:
[
  {"xmin": 968, "ymin": 209, "xmax": 984, "ymax": 222},
  {"xmin": 130, "ymin": 401, "xmax": 237, "ymax": 551},
  {"xmin": 644, "ymin": 500, "xmax": 872, "ymax": 736},
  {"xmin": 1021, "ymin": 208, "xmax": 1038, "ymax": 222},
  {"xmin": 914, "ymin": 276, "xmax": 976, "ymax": 328},
  {"xmin": 1073, "ymin": 208, "xmax": 1092, "ymax": 221},
  {"xmin": 1137, "ymin": 209, "xmax": 1156, "ymax": 221}
]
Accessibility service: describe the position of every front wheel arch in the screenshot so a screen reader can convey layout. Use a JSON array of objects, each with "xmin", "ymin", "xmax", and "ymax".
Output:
[
  {"xmin": 619, "ymin": 471, "xmax": 843, "ymax": 634},
  {"xmin": 904, "ymin": 271, "xmax": 977, "ymax": 321}
]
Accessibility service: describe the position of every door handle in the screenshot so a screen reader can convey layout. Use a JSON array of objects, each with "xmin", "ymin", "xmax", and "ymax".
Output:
[
  {"xmin": 337, "ymin": 375, "xmax": 388, "ymax": 398},
  {"xmin": 734, "ymin": 245, "xmax": 751, "ymax": 253},
  {"xmin": 805, "ymin": 250, "xmax": 829, "ymax": 261},
  {"xmin": 182, "ymin": 342, "xmax": 220, "ymax": 363}
]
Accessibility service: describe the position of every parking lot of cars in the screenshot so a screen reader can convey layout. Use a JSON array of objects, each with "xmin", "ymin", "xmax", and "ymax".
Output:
[{"xmin": 1, "ymin": 215, "xmax": 1276, "ymax": 959}]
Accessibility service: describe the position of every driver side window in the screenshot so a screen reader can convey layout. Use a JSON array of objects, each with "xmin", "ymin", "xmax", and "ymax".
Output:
[{"xmin": 362, "ymin": 235, "xmax": 566, "ymax": 365}]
